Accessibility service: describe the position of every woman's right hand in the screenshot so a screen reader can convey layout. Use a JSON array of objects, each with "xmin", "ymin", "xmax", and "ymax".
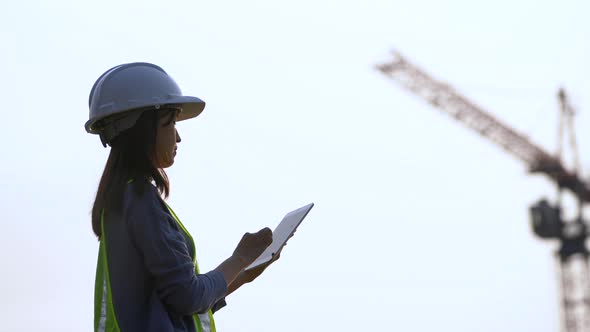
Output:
[
  {"xmin": 232, "ymin": 228, "xmax": 273, "ymax": 267},
  {"xmin": 215, "ymin": 227, "xmax": 273, "ymax": 289}
]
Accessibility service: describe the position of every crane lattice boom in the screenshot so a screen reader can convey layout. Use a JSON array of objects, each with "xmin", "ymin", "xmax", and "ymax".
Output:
[{"xmin": 376, "ymin": 51, "xmax": 590, "ymax": 203}]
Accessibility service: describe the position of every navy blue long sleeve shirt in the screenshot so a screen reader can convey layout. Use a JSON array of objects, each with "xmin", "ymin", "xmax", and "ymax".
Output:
[{"xmin": 102, "ymin": 181, "xmax": 227, "ymax": 331}]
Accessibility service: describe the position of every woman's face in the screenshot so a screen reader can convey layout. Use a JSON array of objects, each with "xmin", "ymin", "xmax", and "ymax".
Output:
[{"xmin": 154, "ymin": 110, "xmax": 181, "ymax": 168}]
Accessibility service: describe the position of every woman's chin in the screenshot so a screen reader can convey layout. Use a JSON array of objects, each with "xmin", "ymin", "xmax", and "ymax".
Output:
[{"xmin": 156, "ymin": 159, "xmax": 175, "ymax": 169}]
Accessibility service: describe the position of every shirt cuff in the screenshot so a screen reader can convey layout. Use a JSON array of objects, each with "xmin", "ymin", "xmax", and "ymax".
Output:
[{"xmin": 211, "ymin": 298, "xmax": 227, "ymax": 313}]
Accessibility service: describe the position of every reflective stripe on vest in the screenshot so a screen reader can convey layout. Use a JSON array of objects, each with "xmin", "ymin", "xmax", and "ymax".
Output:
[
  {"xmin": 198, "ymin": 313, "xmax": 211, "ymax": 331},
  {"xmin": 94, "ymin": 206, "xmax": 217, "ymax": 332}
]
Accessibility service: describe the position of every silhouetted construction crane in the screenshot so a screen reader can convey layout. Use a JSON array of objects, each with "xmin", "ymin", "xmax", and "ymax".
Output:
[{"xmin": 376, "ymin": 51, "xmax": 590, "ymax": 332}]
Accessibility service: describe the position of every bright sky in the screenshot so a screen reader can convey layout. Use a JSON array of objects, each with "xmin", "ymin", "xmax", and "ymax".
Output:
[{"xmin": 1, "ymin": 0, "xmax": 589, "ymax": 331}]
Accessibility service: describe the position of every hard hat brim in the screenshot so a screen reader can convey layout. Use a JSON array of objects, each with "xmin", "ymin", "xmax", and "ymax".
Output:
[
  {"xmin": 85, "ymin": 95, "xmax": 205, "ymax": 135},
  {"xmin": 174, "ymin": 95, "xmax": 206, "ymax": 122}
]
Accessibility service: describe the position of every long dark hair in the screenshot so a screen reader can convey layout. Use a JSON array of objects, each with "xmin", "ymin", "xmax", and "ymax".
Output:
[{"xmin": 91, "ymin": 108, "xmax": 176, "ymax": 238}]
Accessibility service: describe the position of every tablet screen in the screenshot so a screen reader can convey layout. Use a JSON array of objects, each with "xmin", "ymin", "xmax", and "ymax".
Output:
[{"xmin": 246, "ymin": 203, "xmax": 314, "ymax": 270}]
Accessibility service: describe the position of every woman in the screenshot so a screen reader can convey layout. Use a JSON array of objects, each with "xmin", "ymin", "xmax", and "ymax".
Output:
[{"xmin": 86, "ymin": 62, "xmax": 277, "ymax": 332}]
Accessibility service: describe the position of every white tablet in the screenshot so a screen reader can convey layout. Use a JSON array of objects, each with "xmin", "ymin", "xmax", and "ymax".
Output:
[{"xmin": 246, "ymin": 203, "xmax": 314, "ymax": 270}]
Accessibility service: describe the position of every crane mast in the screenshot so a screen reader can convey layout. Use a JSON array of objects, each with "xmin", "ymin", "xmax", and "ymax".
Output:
[{"xmin": 376, "ymin": 51, "xmax": 590, "ymax": 332}]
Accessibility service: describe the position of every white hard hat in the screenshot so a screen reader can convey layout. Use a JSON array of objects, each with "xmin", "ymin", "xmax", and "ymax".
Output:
[{"xmin": 86, "ymin": 62, "xmax": 205, "ymax": 146}]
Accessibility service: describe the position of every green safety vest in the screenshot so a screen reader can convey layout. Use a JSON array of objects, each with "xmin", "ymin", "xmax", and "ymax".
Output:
[{"xmin": 94, "ymin": 204, "xmax": 218, "ymax": 332}]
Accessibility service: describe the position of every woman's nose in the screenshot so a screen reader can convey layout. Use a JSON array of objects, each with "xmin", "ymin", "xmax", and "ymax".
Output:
[{"xmin": 176, "ymin": 129, "xmax": 181, "ymax": 143}]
